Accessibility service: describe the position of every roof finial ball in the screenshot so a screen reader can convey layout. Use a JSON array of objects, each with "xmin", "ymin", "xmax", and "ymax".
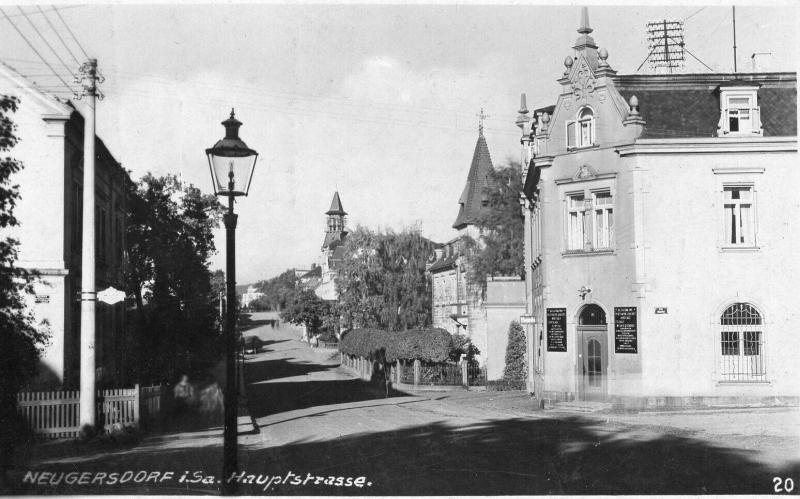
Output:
[
  {"xmin": 598, "ymin": 47, "xmax": 609, "ymax": 67},
  {"xmin": 564, "ymin": 55, "xmax": 574, "ymax": 75},
  {"xmin": 629, "ymin": 95, "xmax": 640, "ymax": 116}
]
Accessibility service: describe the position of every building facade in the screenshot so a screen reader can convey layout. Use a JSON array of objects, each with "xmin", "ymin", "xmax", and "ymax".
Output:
[
  {"xmin": 2, "ymin": 63, "xmax": 131, "ymax": 389},
  {"xmin": 517, "ymin": 9, "xmax": 799, "ymax": 406}
]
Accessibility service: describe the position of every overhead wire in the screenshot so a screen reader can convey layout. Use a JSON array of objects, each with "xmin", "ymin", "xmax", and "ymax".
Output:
[
  {"xmin": 37, "ymin": 5, "xmax": 81, "ymax": 66},
  {"xmin": 16, "ymin": 6, "xmax": 78, "ymax": 80},
  {"xmin": 0, "ymin": 7, "xmax": 76, "ymax": 94},
  {"xmin": 52, "ymin": 4, "xmax": 89, "ymax": 60}
]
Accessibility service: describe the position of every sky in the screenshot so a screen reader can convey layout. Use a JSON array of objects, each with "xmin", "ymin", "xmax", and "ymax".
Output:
[{"xmin": 1, "ymin": 1, "xmax": 797, "ymax": 284}]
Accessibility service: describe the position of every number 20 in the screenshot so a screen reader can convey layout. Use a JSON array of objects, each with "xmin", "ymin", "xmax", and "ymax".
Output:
[{"xmin": 773, "ymin": 477, "xmax": 794, "ymax": 493}]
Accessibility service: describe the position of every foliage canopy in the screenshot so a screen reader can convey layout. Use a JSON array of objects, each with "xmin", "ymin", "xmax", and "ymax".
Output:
[
  {"xmin": 0, "ymin": 95, "xmax": 51, "ymax": 457},
  {"xmin": 336, "ymin": 226, "xmax": 435, "ymax": 331},
  {"xmin": 124, "ymin": 173, "xmax": 223, "ymax": 384},
  {"xmin": 464, "ymin": 162, "xmax": 525, "ymax": 289},
  {"xmin": 503, "ymin": 321, "xmax": 527, "ymax": 381}
]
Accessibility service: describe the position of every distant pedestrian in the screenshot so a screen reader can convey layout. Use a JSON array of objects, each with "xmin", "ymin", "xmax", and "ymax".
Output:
[
  {"xmin": 173, "ymin": 374, "xmax": 196, "ymax": 414},
  {"xmin": 199, "ymin": 381, "xmax": 224, "ymax": 424}
]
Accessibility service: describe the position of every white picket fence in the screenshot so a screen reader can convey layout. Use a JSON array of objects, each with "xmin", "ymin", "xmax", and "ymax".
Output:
[{"xmin": 17, "ymin": 384, "xmax": 166, "ymax": 439}]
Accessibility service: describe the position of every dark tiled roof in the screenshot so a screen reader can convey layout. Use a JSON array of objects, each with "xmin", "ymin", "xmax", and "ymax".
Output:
[
  {"xmin": 615, "ymin": 72, "xmax": 797, "ymax": 139},
  {"xmin": 428, "ymin": 255, "xmax": 458, "ymax": 273},
  {"xmin": 453, "ymin": 133, "xmax": 494, "ymax": 229},
  {"xmin": 301, "ymin": 266, "xmax": 321, "ymax": 279},
  {"xmin": 326, "ymin": 191, "xmax": 346, "ymax": 215}
]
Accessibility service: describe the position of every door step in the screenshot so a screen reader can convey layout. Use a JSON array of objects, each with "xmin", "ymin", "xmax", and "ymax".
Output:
[{"xmin": 548, "ymin": 400, "xmax": 614, "ymax": 413}]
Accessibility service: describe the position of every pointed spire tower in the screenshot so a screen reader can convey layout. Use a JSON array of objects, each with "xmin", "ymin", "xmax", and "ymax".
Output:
[
  {"xmin": 322, "ymin": 191, "xmax": 348, "ymax": 250},
  {"xmin": 453, "ymin": 112, "xmax": 495, "ymax": 230}
]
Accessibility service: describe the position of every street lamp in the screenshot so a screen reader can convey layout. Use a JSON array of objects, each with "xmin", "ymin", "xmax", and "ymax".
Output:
[{"xmin": 206, "ymin": 109, "xmax": 258, "ymax": 494}]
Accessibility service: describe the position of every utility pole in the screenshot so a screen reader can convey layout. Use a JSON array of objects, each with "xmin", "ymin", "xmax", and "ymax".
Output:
[
  {"xmin": 78, "ymin": 58, "xmax": 100, "ymax": 429},
  {"xmin": 732, "ymin": 6, "xmax": 738, "ymax": 73}
]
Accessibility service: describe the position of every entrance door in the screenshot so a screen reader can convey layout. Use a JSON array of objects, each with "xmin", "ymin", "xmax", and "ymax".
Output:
[
  {"xmin": 579, "ymin": 331, "xmax": 607, "ymax": 400},
  {"xmin": 577, "ymin": 305, "xmax": 608, "ymax": 401}
]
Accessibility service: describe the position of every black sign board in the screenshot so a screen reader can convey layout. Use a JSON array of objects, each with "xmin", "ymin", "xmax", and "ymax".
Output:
[
  {"xmin": 546, "ymin": 308, "xmax": 567, "ymax": 352},
  {"xmin": 614, "ymin": 306, "xmax": 638, "ymax": 353}
]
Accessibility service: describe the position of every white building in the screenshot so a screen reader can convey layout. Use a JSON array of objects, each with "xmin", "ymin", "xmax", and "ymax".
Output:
[
  {"xmin": 2, "ymin": 63, "xmax": 130, "ymax": 389},
  {"xmin": 517, "ymin": 9, "xmax": 799, "ymax": 407}
]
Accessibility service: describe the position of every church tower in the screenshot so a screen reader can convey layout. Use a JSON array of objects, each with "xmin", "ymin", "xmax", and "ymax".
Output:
[{"xmin": 323, "ymin": 191, "xmax": 347, "ymax": 249}]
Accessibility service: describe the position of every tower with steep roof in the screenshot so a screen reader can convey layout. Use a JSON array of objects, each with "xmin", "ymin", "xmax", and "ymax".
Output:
[{"xmin": 452, "ymin": 120, "xmax": 495, "ymax": 233}]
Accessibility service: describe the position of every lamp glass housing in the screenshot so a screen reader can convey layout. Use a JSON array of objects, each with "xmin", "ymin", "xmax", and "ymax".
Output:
[{"xmin": 206, "ymin": 150, "xmax": 258, "ymax": 196}]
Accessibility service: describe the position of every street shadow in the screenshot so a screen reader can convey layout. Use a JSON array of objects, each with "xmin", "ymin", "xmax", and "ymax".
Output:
[
  {"xmin": 10, "ymin": 415, "xmax": 799, "ymax": 495},
  {"xmin": 247, "ymin": 378, "xmax": 401, "ymax": 419},
  {"xmin": 244, "ymin": 357, "xmax": 333, "ymax": 385},
  {"xmin": 237, "ymin": 314, "xmax": 275, "ymax": 334}
]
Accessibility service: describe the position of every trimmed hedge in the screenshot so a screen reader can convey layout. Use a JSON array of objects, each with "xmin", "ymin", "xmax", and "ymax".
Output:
[
  {"xmin": 340, "ymin": 327, "xmax": 452, "ymax": 363},
  {"xmin": 487, "ymin": 379, "xmax": 527, "ymax": 391}
]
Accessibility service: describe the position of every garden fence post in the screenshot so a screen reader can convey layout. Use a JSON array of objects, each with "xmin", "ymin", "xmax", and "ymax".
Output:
[
  {"xmin": 462, "ymin": 361, "xmax": 468, "ymax": 388},
  {"xmin": 134, "ymin": 383, "xmax": 141, "ymax": 425},
  {"xmin": 413, "ymin": 359, "xmax": 420, "ymax": 386},
  {"xmin": 396, "ymin": 360, "xmax": 401, "ymax": 384}
]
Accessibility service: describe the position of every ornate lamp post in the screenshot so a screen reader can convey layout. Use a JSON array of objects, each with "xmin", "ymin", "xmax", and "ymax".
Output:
[{"xmin": 206, "ymin": 109, "xmax": 258, "ymax": 494}]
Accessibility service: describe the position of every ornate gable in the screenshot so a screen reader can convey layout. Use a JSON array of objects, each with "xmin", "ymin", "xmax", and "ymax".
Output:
[{"xmin": 569, "ymin": 56, "xmax": 598, "ymax": 103}]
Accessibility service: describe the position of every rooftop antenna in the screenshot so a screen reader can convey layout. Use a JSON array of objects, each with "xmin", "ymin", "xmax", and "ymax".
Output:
[{"xmin": 645, "ymin": 19, "xmax": 685, "ymax": 73}]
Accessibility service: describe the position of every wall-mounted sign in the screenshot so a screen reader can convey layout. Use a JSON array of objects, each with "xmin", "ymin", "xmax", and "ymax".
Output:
[
  {"xmin": 97, "ymin": 286, "xmax": 126, "ymax": 305},
  {"xmin": 614, "ymin": 306, "xmax": 638, "ymax": 354},
  {"xmin": 546, "ymin": 308, "xmax": 567, "ymax": 352},
  {"xmin": 655, "ymin": 307, "xmax": 668, "ymax": 314},
  {"xmin": 520, "ymin": 315, "xmax": 536, "ymax": 325},
  {"xmin": 35, "ymin": 295, "xmax": 50, "ymax": 304}
]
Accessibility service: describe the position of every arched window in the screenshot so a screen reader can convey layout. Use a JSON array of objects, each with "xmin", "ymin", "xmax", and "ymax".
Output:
[
  {"xmin": 579, "ymin": 304, "xmax": 606, "ymax": 326},
  {"xmin": 566, "ymin": 107, "xmax": 595, "ymax": 149},
  {"xmin": 719, "ymin": 302, "xmax": 765, "ymax": 381}
]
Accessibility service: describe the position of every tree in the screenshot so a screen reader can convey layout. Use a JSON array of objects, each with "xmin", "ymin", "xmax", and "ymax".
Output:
[
  {"xmin": 0, "ymin": 95, "xmax": 51, "ymax": 465},
  {"xmin": 464, "ymin": 162, "xmax": 525, "ymax": 288},
  {"xmin": 253, "ymin": 268, "xmax": 298, "ymax": 311},
  {"xmin": 280, "ymin": 288, "xmax": 333, "ymax": 337},
  {"xmin": 336, "ymin": 226, "xmax": 435, "ymax": 331},
  {"xmin": 503, "ymin": 321, "xmax": 527, "ymax": 381},
  {"xmin": 124, "ymin": 174, "xmax": 223, "ymax": 384}
]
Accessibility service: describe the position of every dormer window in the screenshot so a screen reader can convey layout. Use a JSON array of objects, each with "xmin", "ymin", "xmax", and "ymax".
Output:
[
  {"xmin": 567, "ymin": 107, "xmax": 595, "ymax": 149},
  {"xmin": 718, "ymin": 85, "xmax": 762, "ymax": 136}
]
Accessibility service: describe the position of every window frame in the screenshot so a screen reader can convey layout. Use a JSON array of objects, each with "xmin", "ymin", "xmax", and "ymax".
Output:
[
  {"xmin": 720, "ymin": 182, "xmax": 758, "ymax": 250},
  {"xmin": 718, "ymin": 302, "xmax": 767, "ymax": 383},
  {"xmin": 566, "ymin": 106, "xmax": 596, "ymax": 149},
  {"xmin": 560, "ymin": 181, "xmax": 616, "ymax": 256},
  {"xmin": 718, "ymin": 87, "xmax": 762, "ymax": 136}
]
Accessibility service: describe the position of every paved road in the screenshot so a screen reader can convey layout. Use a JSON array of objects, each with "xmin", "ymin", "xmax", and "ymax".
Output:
[{"xmin": 8, "ymin": 311, "xmax": 799, "ymax": 495}]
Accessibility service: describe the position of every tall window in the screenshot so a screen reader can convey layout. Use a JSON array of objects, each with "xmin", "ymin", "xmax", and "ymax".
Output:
[
  {"xmin": 567, "ymin": 193, "xmax": 586, "ymax": 251},
  {"xmin": 578, "ymin": 108, "xmax": 594, "ymax": 146},
  {"xmin": 720, "ymin": 302, "xmax": 765, "ymax": 382},
  {"xmin": 567, "ymin": 107, "xmax": 595, "ymax": 148},
  {"xmin": 723, "ymin": 185, "xmax": 754, "ymax": 246},
  {"xmin": 593, "ymin": 191, "xmax": 614, "ymax": 249}
]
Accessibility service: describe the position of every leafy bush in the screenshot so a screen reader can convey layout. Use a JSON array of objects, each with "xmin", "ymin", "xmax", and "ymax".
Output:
[
  {"xmin": 340, "ymin": 327, "xmax": 453, "ymax": 363},
  {"xmin": 503, "ymin": 321, "xmax": 527, "ymax": 381}
]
